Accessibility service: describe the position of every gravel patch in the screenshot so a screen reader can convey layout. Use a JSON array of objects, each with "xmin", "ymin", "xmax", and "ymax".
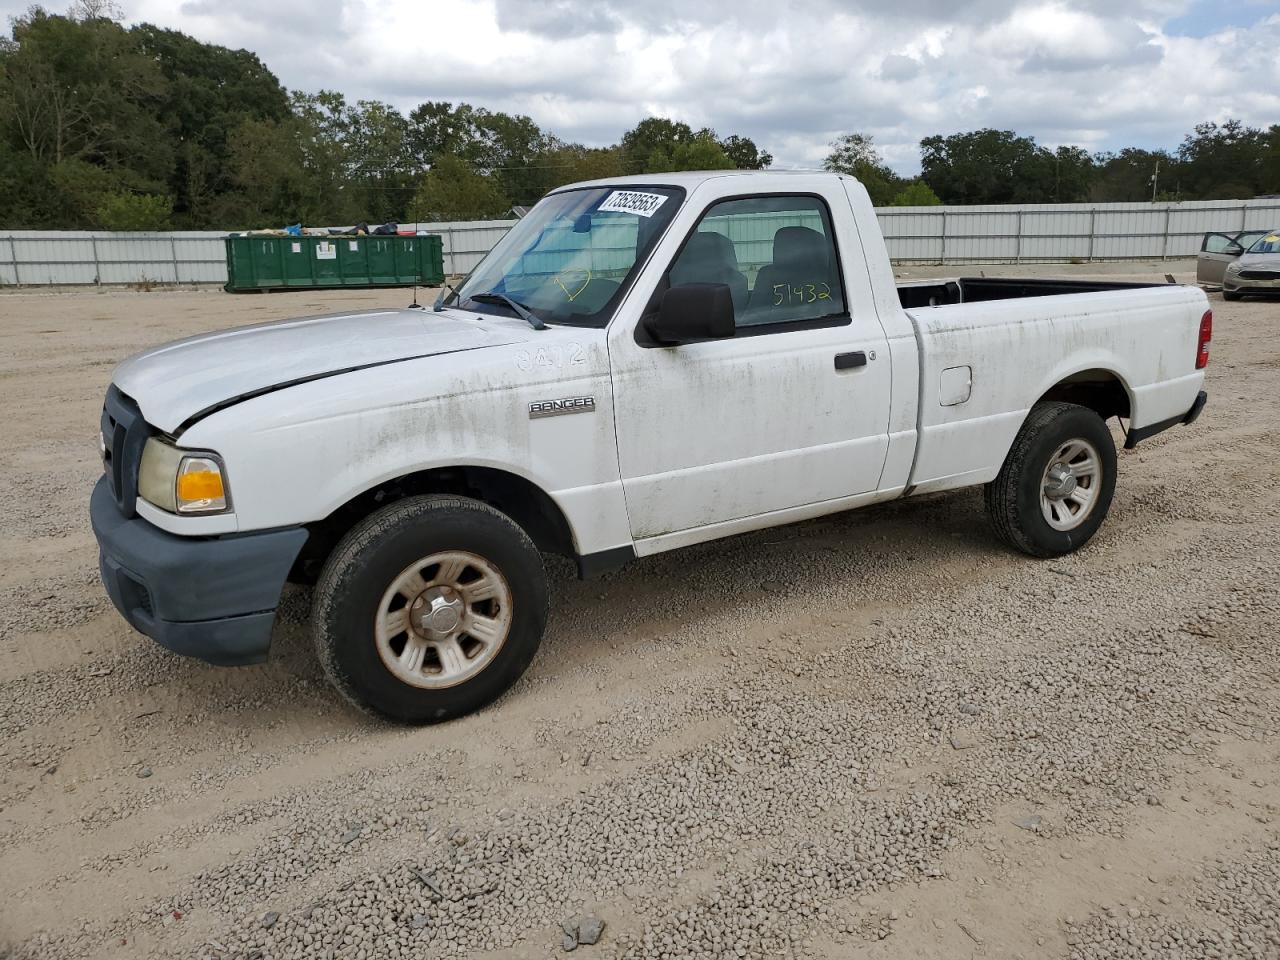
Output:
[{"xmin": 0, "ymin": 282, "xmax": 1277, "ymax": 960}]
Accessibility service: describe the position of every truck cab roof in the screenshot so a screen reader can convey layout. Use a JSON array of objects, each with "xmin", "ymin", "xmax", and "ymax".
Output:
[{"xmin": 551, "ymin": 169, "xmax": 851, "ymax": 192}]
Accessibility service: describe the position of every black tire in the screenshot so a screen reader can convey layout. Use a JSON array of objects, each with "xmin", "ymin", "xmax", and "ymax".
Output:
[
  {"xmin": 313, "ymin": 495, "xmax": 548, "ymax": 723},
  {"xmin": 1222, "ymin": 288, "xmax": 1243, "ymax": 302},
  {"xmin": 984, "ymin": 401, "xmax": 1117, "ymax": 558}
]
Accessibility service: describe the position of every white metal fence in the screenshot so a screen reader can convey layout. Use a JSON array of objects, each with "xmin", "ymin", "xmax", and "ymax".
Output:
[
  {"xmin": 0, "ymin": 220, "xmax": 517, "ymax": 287},
  {"xmin": 877, "ymin": 199, "xmax": 1280, "ymax": 263},
  {"xmin": 3, "ymin": 199, "xmax": 1278, "ymax": 287}
]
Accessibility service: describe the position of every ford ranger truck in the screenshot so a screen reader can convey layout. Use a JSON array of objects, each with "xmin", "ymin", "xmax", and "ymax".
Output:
[{"xmin": 91, "ymin": 171, "xmax": 1211, "ymax": 723}]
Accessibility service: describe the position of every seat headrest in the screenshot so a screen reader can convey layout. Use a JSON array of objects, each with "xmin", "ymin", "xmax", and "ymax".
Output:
[
  {"xmin": 771, "ymin": 226, "xmax": 828, "ymax": 270},
  {"xmin": 677, "ymin": 231, "xmax": 740, "ymax": 272}
]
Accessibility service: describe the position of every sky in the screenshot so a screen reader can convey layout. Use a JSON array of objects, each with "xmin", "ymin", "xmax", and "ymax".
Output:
[{"xmin": 6, "ymin": 0, "xmax": 1279, "ymax": 174}]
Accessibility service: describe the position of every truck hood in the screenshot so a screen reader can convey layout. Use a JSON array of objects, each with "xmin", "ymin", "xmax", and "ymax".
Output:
[{"xmin": 112, "ymin": 308, "xmax": 529, "ymax": 434}]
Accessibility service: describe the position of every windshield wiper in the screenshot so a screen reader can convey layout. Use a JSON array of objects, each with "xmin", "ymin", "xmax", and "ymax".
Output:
[{"xmin": 466, "ymin": 292, "xmax": 547, "ymax": 331}]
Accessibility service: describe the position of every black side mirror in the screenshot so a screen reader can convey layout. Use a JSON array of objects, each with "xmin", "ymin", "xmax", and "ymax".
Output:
[
  {"xmin": 1226, "ymin": 242, "xmax": 1245, "ymax": 256},
  {"xmin": 644, "ymin": 283, "xmax": 735, "ymax": 345}
]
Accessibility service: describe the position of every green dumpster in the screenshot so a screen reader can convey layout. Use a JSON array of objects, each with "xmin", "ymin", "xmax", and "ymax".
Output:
[{"xmin": 224, "ymin": 234, "xmax": 445, "ymax": 292}]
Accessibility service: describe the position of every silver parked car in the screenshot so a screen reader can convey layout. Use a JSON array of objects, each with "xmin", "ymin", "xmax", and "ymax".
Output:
[
  {"xmin": 1197, "ymin": 229, "xmax": 1280, "ymax": 298},
  {"xmin": 1223, "ymin": 233, "xmax": 1280, "ymax": 301}
]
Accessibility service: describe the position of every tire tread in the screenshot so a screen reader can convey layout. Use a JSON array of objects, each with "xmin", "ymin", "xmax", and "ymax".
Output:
[
  {"xmin": 984, "ymin": 401, "xmax": 1112, "ymax": 558},
  {"xmin": 312, "ymin": 494, "xmax": 546, "ymax": 722}
]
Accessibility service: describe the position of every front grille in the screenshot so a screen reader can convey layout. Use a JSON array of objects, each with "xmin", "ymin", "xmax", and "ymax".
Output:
[
  {"xmin": 101, "ymin": 386, "xmax": 150, "ymax": 518},
  {"xmin": 1239, "ymin": 270, "xmax": 1280, "ymax": 280}
]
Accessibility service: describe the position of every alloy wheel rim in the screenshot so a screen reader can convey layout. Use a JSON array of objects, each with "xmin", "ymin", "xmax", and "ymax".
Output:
[
  {"xmin": 374, "ymin": 551, "xmax": 513, "ymax": 689},
  {"xmin": 1039, "ymin": 438, "xmax": 1102, "ymax": 531}
]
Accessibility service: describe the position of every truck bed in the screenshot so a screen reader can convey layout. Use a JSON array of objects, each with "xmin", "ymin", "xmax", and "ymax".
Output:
[
  {"xmin": 897, "ymin": 276, "xmax": 1167, "ymax": 310},
  {"xmin": 896, "ymin": 278, "xmax": 1207, "ymax": 498}
]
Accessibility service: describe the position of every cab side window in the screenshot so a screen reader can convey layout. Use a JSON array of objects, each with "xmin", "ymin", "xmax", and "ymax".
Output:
[{"xmin": 667, "ymin": 195, "xmax": 846, "ymax": 330}]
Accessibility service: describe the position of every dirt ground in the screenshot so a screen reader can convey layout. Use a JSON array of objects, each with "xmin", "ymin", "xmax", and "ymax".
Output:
[{"xmin": 1, "ymin": 262, "xmax": 1278, "ymax": 960}]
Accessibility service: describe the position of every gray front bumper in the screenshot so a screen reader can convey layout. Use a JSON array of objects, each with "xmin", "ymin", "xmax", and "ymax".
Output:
[
  {"xmin": 90, "ymin": 477, "xmax": 308, "ymax": 665},
  {"xmin": 1224, "ymin": 275, "xmax": 1280, "ymax": 292}
]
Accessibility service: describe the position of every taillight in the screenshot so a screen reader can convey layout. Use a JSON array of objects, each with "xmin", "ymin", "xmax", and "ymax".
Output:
[{"xmin": 1196, "ymin": 310, "xmax": 1212, "ymax": 369}]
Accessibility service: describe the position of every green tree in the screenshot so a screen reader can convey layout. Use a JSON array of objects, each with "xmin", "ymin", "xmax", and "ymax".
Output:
[
  {"xmin": 68, "ymin": 0, "xmax": 124, "ymax": 19},
  {"xmin": 288, "ymin": 90, "xmax": 363, "ymax": 224},
  {"xmin": 348, "ymin": 100, "xmax": 414, "ymax": 222},
  {"xmin": 131, "ymin": 24, "xmax": 289, "ymax": 225},
  {"xmin": 1043, "ymin": 146, "xmax": 1095, "ymax": 203},
  {"xmin": 620, "ymin": 117, "xmax": 696, "ymax": 174},
  {"xmin": 889, "ymin": 180, "xmax": 942, "ymax": 206},
  {"xmin": 1264, "ymin": 126, "xmax": 1280, "ymax": 197},
  {"xmin": 921, "ymin": 129, "xmax": 1026, "ymax": 203},
  {"xmin": 619, "ymin": 117, "xmax": 765, "ymax": 175},
  {"xmin": 225, "ymin": 94, "xmax": 418, "ymax": 226},
  {"xmin": 823, "ymin": 133, "xmax": 902, "ymax": 205},
  {"xmin": 534, "ymin": 143, "xmax": 625, "ymax": 193},
  {"xmin": 1088, "ymin": 148, "xmax": 1177, "ymax": 202},
  {"xmin": 46, "ymin": 156, "xmax": 121, "ymax": 222},
  {"xmin": 0, "ymin": 9, "xmax": 295, "ymax": 227},
  {"xmin": 1178, "ymin": 120, "xmax": 1271, "ymax": 199},
  {"xmin": 405, "ymin": 101, "xmax": 553, "ymax": 206},
  {"xmin": 224, "ymin": 116, "xmax": 308, "ymax": 225},
  {"xmin": 0, "ymin": 142, "xmax": 50, "ymax": 225},
  {"xmin": 472, "ymin": 110, "xmax": 555, "ymax": 205},
  {"xmin": 718, "ymin": 134, "xmax": 772, "ymax": 169},
  {"xmin": 414, "ymin": 154, "xmax": 510, "ymax": 221},
  {"xmin": 2, "ymin": 9, "xmax": 165, "ymax": 169},
  {"xmin": 920, "ymin": 129, "xmax": 1095, "ymax": 204},
  {"xmin": 95, "ymin": 191, "xmax": 172, "ymax": 230},
  {"xmin": 645, "ymin": 134, "xmax": 735, "ymax": 173},
  {"xmin": 407, "ymin": 101, "xmax": 479, "ymax": 165},
  {"xmin": 0, "ymin": 8, "xmax": 171, "ymax": 224}
]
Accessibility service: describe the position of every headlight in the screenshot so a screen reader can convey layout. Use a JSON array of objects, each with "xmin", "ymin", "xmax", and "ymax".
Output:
[
  {"xmin": 1226, "ymin": 261, "xmax": 1242, "ymax": 274},
  {"xmin": 138, "ymin": 438, "xmax": 230, "ymax": 514}
]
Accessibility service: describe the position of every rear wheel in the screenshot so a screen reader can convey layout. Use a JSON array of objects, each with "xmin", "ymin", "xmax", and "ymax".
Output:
[
  {"xmin": 313, "ymin": 495, "xmax": 548, "ymax": 723},
  {"xmin": 984, "ymin": 401, "xmax": 1117, "ymax": 558}
]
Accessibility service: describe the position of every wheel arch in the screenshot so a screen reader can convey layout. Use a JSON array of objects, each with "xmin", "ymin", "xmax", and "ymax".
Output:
[
  {"xmin": 1034, "ymin": 367, "xmax": 1134, "ymax": 422},
  {"xmin": 291, "ymin": 464, "xmax": 579, "ymax": 585}
]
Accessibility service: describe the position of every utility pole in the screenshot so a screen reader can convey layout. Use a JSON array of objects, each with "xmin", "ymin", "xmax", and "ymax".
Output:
[{"xmin": 1149, "ymin": 159, "xmax": 1160, "ymax": 202}]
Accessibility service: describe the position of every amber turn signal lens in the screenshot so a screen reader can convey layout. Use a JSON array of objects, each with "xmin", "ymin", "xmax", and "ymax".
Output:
[
  {"xmin": 176, "ymin": 470, "xmax": 224, "ymax": 502},
  {"xmin": 175, "ymin": 456, "xmax": 228, "ymax": 513}
]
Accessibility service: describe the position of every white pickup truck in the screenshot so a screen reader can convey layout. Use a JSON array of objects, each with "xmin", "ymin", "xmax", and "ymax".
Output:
[{"xmin": 91, "ymin": 171, "xmax": 1211, "ymax": 722}]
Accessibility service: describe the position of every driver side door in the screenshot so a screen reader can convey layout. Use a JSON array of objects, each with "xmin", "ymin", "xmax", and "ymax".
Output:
[
  {"xmin": 1197, "ymin": 233, "xmax": 1242, "ymax": 285},
  {"xmin": 608, "ymin": 189, "xmax": 893, "ymax": 549}
]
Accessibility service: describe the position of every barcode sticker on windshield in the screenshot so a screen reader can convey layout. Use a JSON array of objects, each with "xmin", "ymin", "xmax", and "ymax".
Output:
[{"xmin": 598, "ymin": 191, "xmax": 668, "ymax": 218}]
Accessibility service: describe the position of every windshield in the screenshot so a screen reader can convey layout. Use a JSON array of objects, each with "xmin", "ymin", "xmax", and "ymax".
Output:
[
  {"xmin": 452, "ymin": 185, "xmax": 684, "ymax": 327},
  {"xmin": 1247, "ymin": 232, "xmax": 1280, "ymax": 255}
]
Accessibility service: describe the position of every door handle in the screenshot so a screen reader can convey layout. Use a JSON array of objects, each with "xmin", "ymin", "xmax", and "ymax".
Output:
[{"xmin": 834, "ymin": 351, "xmax": 867, "ymax": 370}]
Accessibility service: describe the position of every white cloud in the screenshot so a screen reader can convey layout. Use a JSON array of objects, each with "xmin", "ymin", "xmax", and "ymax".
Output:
[
  {"xmin": 879, "ymin": 54, "xmax": 923, "ymax": 82},
  {"xmin": 4, "ymin": 0, "xmax": 1277, "ymax": 173}
]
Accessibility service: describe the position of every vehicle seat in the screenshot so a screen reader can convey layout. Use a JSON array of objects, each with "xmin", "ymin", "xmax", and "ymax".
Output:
[
  {"xmin": 745, "ymin": 226, "xmax": 838, "ymax": 322},
  {"xmin": 669, "ymin": 231, "xmax": 748, "ymax": 312}
]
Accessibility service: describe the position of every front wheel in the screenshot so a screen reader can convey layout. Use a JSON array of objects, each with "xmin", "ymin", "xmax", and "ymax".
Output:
[
  {"xmin": 313, "ymin": 495, "xmax": 548, "ymax": 723},
  {"xmin": 984, "ymin": 401, "xmax": 1118, "ymax": 558}
]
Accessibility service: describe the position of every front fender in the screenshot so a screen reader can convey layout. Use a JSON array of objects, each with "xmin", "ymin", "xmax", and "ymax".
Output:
[{"xmin": 178, "ymin": 338, "xmax": 634, "ymax": 556}]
